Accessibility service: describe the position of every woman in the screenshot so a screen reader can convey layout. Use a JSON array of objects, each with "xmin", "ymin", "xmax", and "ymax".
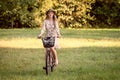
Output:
[{"xmin": 38, "ymin": 9, "xmax": 61, "ymax": 66}]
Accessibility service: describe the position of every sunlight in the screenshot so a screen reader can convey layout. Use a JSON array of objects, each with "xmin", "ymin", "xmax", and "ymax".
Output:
[{"xmin": 0, "ymin": 38, "xmax": 120, "ymax": 49}]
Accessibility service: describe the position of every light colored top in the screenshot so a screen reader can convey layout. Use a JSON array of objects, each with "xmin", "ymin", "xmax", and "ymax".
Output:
[
  {"xmin": 40, "ymin": 19, "xmax": 61, "ymax": 48},
  {"xmin": 40, "ymin": 19, "xmax": 61, "ymax": 37}
]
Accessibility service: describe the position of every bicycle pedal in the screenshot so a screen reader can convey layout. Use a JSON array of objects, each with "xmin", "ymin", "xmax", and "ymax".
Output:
[
  {"xmin": 43, "ymin": 67, "xmax": 46, "ymax": 69},
  {"xmin": 51, "ymin": 63, "xmax": 56, "ymax": 67}
]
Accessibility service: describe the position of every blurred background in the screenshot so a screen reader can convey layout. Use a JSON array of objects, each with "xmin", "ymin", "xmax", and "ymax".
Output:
[{"xmin": 0, "ymin": 0, "xmax": 120, "ymax": 29}]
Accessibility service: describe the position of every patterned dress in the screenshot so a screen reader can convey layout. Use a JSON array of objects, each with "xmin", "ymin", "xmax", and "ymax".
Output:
[{"xmin": 40, "ymin": 19, "xmax": 61, "ymax": 48}]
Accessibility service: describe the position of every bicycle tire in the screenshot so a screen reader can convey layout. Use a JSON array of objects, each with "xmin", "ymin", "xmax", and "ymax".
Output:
[
  {"xmin": 46, "ymin": 51, "xmax": 51, "ymax": 75},
  {"xmin": 51, "ymin": 56, "xmax": 55, "ymax": 72}
]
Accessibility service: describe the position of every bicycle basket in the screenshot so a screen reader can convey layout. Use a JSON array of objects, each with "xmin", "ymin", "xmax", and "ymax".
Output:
[{"xmin": 42, "ymin": 37, "xmax": 55, "ymax": 48}]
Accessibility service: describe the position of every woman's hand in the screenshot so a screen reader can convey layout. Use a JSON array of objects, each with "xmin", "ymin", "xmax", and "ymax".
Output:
[
  {"xmin": 37, "ymin": 34, "xmax": 42, "ymax": 39},
  {"xmin": 57, "ymin": 35, "xmax": 61, "ymax": 38}
]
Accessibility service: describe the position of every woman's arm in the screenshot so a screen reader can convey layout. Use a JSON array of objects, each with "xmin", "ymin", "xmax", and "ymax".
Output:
[
  {"xmin": 38, "ymin": 20, "xmax": 46, "ymax": 38},
  {"xmin": 55, "ymin": 21, "xmax": 61, "ymax": 38}
]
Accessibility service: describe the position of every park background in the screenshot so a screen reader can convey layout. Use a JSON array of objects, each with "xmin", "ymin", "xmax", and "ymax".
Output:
[
  {"xmin": 0, "ymin": 0, "xmax": 120, "ymax": 29},
  {"xmin": 0, "ymin": 0, "xmax": 120, "ymax": 80}
]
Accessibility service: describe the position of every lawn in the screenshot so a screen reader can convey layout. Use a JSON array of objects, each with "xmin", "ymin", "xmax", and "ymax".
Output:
[{"xmin": 0, "ymin": 28, "xmax": 120, "ymax": 80}]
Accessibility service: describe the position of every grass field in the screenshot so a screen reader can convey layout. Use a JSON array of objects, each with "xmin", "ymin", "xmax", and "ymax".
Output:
[{"xmin": 0, "ymin": 29, "xmax": 120, "ymax": 80}]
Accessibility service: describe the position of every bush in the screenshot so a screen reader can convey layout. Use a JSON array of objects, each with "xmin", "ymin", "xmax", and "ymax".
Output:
[
  {"xmin": 90, "ymin": 0, "xmax": 120, "ymax": 28},
  {"xmin": 0, "ymin": 0, "xmax": 120, "ymax": 28}
]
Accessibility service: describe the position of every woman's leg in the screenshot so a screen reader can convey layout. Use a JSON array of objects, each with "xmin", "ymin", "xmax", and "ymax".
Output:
[{"xmin": 50, "ymin": 47, "xmax": 58, "ymax": 65}]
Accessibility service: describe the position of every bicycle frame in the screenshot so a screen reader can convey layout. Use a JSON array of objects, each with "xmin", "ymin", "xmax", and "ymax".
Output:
[
  {"xmin": 44, "ymin": 48, "xmax": 55, "ymax": 75},
  {"xmin": 38, "ymin": 37, "xmax": 55, "ymax": 75}
]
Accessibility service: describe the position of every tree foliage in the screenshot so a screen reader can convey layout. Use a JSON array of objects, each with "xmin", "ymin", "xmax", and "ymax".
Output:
[
  {"xmin": 0, "ymin": 0, "xmax": 120, "ymax": 28},
  {"xmin": 91, "ymin": 0, "xmax": 120, "ymax": 28}
]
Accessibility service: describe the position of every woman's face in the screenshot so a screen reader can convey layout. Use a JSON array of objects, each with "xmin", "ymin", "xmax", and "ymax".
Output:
[{"xmin": 48, "ymin": 11, "xmax": 54, "ymax": 18}]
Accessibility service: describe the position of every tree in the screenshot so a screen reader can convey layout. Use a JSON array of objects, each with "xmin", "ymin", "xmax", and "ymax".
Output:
[
  {"xmin": 0, "ymin": 0, "xmax": 120, "ymax": 28},
  {"xmin": 90, "ymin": 0, "xmax": 120, "ymax": 28}
]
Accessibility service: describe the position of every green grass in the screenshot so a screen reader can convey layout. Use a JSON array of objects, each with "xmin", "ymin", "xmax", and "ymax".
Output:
[
  {"xmin": 0, "ymin": 29, "xmax": 120, "ymax": 80},
  {"xmin": 0, "ymin": 28, "xmax": 120, "ymax": 39}
]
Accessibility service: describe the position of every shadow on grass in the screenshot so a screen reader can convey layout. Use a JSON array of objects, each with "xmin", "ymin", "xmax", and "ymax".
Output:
[
  {"xmin": 0, "ymin": 46, "xmax": 120, "ymax": 77},
  {"xmin": 0, "ymin": 69, "xmax": 44, "ymax": 76}
]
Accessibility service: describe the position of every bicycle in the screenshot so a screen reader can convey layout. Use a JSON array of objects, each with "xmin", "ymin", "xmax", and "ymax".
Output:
[
  {"xmin": 38, "ymin": 37, "xmax": 55, "ymax": 75},
  {"xmin": 43, "ymin": 48, "xmax": 55, "ymax": 75}
]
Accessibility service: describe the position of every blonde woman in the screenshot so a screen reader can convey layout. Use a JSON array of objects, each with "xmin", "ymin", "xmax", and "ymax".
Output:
[{"xmin": 38, "ymin": 9, "xmax": 61, "ymax": 66}]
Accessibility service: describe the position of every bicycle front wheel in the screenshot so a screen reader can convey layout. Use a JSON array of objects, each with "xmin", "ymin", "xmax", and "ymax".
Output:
[{"xmin": 46, "ymin": 52, "xmax": 51, "ymax": 75}]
